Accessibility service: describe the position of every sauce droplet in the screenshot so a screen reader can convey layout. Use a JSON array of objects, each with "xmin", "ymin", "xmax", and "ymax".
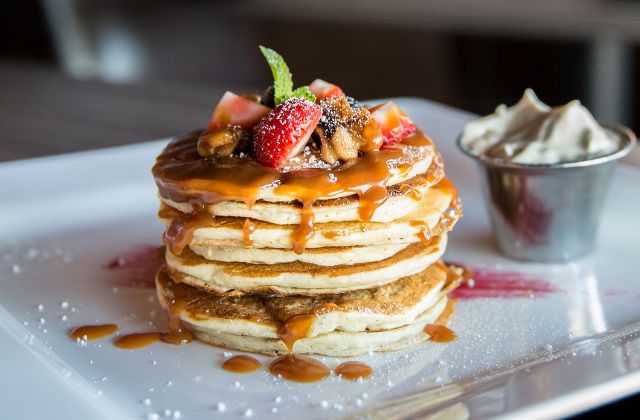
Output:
[
  {"xmin": 277, "ymin": 314, "xmax": 316, "ymax": 352},
  {"xmin": 423, "ymin": 324, "xmax": 457, "ymax": 342},
  {"xmin": 335, "ymin": 361, "xmax": 373, "ymax": 380},
  {"xmin": 115, "ymin": 332, "xmax": 161, "ymax": 350},
  {"xmin": 161, "ymin": 299, "xmax": 194, "ymax": 345},
  {"xmin": 69, "ymin": 324, "xmax": 118, "ymax": 341},
  {"xmin": 242, "ymin": 219, "xmax": 257, "ymax": 248},
  {"xmin": 269, "ymin": 354, "xmax": 330, "ymax": 383},
  {"xmin": 222, "ymin": 355, "xmax": 262, "ymax": 374},
  {"xmin": 164, "ymin": 205, "xmax": 215, "ymax": 255},
  {"xmin": 410, "ymin": 220, "xmax": 433, "ymax": 244}
]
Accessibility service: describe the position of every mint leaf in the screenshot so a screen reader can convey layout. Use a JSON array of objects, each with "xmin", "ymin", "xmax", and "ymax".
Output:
[
  {"xmin": 259, "ymin": 46, "xmax": 316, "ymax": 104},
  {"xmin": 291, "ymin": 86, "xmax": 316, "ymax": 102},
  {"xmin": 259, "ymin": 46, "xmax": 293, "ymax": 104}
]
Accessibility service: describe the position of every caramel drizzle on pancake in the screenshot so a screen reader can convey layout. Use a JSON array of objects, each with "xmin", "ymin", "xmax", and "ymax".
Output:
[
  {"xmin": 153, "ymin": 130, "xmax": 439, "ymax": 254},
  {"xmin": 242, "ymin": 219, "xmax": 257, "ymax": 248},
  {"xmin": 163, "ymin": 204, "xmax": 216, "ymax": 255}
]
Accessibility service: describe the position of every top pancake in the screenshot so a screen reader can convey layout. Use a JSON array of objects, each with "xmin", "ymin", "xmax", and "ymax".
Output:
[{"xmin": 153, "ymin": 129, "xmax": 438, "ymax": 205}]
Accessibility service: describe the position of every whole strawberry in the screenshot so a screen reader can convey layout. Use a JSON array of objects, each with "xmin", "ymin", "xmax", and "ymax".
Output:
[{"xmin": 253, "ymin": 98, "xmax": 322, "ymax": 168}]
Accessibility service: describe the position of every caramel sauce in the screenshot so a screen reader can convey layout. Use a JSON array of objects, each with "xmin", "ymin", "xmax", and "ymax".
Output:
[
  {"xmin": 164, "ymin": 205, "xmax": 216, "ymax": 255},
  {"xmin": 335, "ymin": 361, "xmax": 373, "ymax": 380},
  {"xmin": 222, "ymin": 355, "xmax": 261, "ymax": 373},
  {"xmin": 357, "ymin": 184, "xmax": 388, "ymax": 220},
  {"xmin": 431, "ymin": 177, "xmax": 457, "ymax": 199},
  {"xmin": 267, "ymin": 314, "xmax": 330, "ymax": 382},
  {"xmin": 322, "ymin": 231, "xmax": 340, "ymax": 240},
  {"xmin": 153, "ymin": 130, "xmax": 434, "ymax": 254},
  {"xmin": 269, "ymin": 354, "xmax": 330, "ymax": 383},
  {"xmin": 423, "ymin": 324, "xmax": 457, "ymax": 342},
  {"xmin": 402, "ymin": 132, "xmax": 435, "ymax": 147},
  {"xmin": 399, "ymin": 183, "xmax": 423, "ymax": 201},
  {"xmin": 69, "ymin": 324, "xmax": 118, "ymax": 341},
  {"xmin": 277, "ymin": 314, "xmax": 316, "ymax": 352},
  {"xmin": 113, "ymin": 298, "xmax": 193, "ymax": 350},
  {"xmin": 426, "ymin": 152, "xmax": 445, "ymax": 185},
  {"xmin": 242, "ymin": 218, "xmax": 257, "ymax": 248},
  {"xmin": 115, "ymin": 332, "xmax": 161, "ymax": 350},
  {"xmin": 292, "ymin": 204, "xmax": 315, "ymax": 255},
  {"xmin": 410, "ymin": 220, "xmax": 433, "ymax": 244},
  {"xmin": 439, "ymin": 261, "xmax": 472, "ymax": 290},
  {"xmin": 162, "ymin": 299, "xmax": 194, "ymax": 345}
]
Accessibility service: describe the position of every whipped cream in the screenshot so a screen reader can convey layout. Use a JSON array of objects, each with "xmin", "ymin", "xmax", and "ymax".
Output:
[{"xmin": 460, "ymin": 89, "xmax": 620, "ymax": 164}]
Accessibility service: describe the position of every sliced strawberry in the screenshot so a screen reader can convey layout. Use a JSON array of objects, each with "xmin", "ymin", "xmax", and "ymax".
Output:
[
  {"xmin": 369, "ymin": 101, "xmax": 416, "ymax": 146},
  {"xmin": 253, "ymin": 98, "xmax": 322, "ymax": 168},
  {"xmin": 208, "ymin": 91, "xmax": 271, "ymax": 130},
  {"xmin": 309, "ymin": 79, "xmax": 345, "ymax": 100}
]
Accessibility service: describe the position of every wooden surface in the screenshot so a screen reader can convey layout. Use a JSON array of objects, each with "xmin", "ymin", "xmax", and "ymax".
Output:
[
  {"xmin": 0, "ymin": 60, "xmax": 251, "ymax": 162},
  {"xmin": 0, "ymin": 60, "xmax": 637, "ymax": 166}
]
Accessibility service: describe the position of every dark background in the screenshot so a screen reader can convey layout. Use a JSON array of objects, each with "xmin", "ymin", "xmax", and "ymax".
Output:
[
  {"xmin": 1, "ymin": 0, "xmax": 639, "ymax": 416},
  {"xmin": 2, "ymin": 0, "xmax": 639, "ymax": 133}
]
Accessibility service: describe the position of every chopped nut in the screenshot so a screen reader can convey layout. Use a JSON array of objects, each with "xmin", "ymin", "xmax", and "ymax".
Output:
[
  {"xmin": 361, "ymin": 119, "xmax": 384, "ymax": 152},
  {"xmin": 331, "ymin": 126, "xmax": 359, "ymax": 160},
  {"xmin": 197, "ymin": 127, "xmax": 249, "ymax": 158},
  {"xmin": 316, "ymin": 127, "xmax": 339, "ymax": 164}
]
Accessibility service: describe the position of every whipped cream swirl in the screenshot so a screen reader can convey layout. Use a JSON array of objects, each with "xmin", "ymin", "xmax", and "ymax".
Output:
[{"xmin": 460, "ymin": 89, "xmax": 620, "ymax": 164}]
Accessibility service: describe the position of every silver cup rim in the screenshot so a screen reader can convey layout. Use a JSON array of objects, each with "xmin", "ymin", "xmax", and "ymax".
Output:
[{"xmin": 456, "ymin": 122, "xmax": 637, "ymax": 170}]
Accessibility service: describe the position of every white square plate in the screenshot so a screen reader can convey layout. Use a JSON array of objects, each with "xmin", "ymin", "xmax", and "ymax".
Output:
[{"xmin": 1, "ymin": 99, "xmax": 640, "ymax": 419}]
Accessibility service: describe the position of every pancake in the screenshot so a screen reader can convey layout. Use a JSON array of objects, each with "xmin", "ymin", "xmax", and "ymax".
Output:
[
  {"xmin": 155, "ymin": 263, "xmax": 460, "ymax": 356},
  {"xmin": 159, "ymin": 182, "xmax": 460, "ymax": 250},
  {"xmin": 165, "ymin": 235, "xmax": 448, "ymax": 296},
  {"xmin": 159, "ymin": 173, "xmax": 444, "ymax": 226},
  {"xmin": 189, "ymin": 243, "xmax": 409, "ymax": 266},
  {"xmin": 153, "ymin": 129, "xmax": 437, "ymax": 204}
]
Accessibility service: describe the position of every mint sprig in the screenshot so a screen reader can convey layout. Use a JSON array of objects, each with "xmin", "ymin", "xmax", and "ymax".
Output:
[{"xmin": 259, "ymin": 46, "xmax": 316, "ymax": 104}]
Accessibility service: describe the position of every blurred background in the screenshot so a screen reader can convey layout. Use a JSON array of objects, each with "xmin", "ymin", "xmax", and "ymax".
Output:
[
  {"xmin": 1, "ymin": 0, "xmax": 639, "ymax": 161},
  {"xmin": 0, "ymin": 1, "xmax": 638, "ymax": 415}
]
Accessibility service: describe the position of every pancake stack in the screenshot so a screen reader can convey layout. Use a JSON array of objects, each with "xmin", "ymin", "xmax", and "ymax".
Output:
[{"xmin": 151, "ymin": 47, "xmax": 463, "ymax": 357}]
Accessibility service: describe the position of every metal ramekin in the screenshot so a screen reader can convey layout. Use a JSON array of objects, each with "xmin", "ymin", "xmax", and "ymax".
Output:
[{"xmin": 457, "ymin": 123, "xmax": 637, "ymax": 262}]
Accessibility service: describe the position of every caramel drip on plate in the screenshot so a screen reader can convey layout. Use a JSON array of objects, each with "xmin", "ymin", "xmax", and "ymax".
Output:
[
  {"xmin": 269, "ymin": 354, "xmax": 330, "ymax": 383},
  {"xmin": 269, "ymin": 314, "xmax": 330, "ymax": 382},
  {"xmin": 69, "ymin": 324, "xmax": 118, "ymax": 341},
  {"xmin": 242, "ymin": 219, "xmax": 257, "ymax": 248},
  {"xmin": 114, "ymin": 298, "xmax": 193, "ymax": 350},
  {"xmin": 115, "ymin": 332, "xmax": 161, "ymax": 350},
  {"xmin": 153, "ymin": 130, "xmax": 434, "ymax": 254},
  {"xmin": 222, "ymin": 355, "xmax": 261, "ymax": 373},
  {"xmin": 423, "ymin": 324, "xmax": 457, "ymax": 343},
  {"xmin": 335, "ymin": 361, "xmax": 373, "ymax": 380},
  {"xmin": 164, "ymin": 205, "xmax": 215, "ymax": 255}
]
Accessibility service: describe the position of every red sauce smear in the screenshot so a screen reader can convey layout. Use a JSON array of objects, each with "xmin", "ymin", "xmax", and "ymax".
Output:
[
  {"xmin": 450, "ymin": 265, "xmax": 558, "ymax": 300},
  {"xmin": 103, "ymin": 244, "xmax": 164, "ymax": 288}
]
